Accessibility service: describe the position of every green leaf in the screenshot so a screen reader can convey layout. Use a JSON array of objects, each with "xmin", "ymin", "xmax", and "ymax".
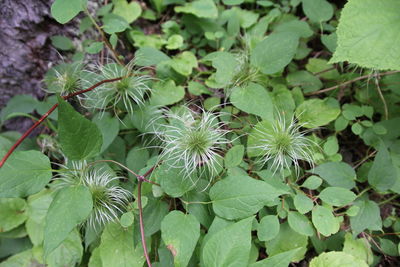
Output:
[
  {"xmin": 50, "ymin": 35, "xmax": 74, "ymax": 51},
  {"xmin": 250, "ymin": 248, "xmax": 302, "ymax": 267},
  {"xmin": 0, "ymin": 150, "xmax": 52, "ymax": 198},
  {"xmin": 93, "ymin": 112, "xmax": 120, "ymax": 153},
  {"xmin": 85, "ymin": 42, "xmax": 104, "ymax": 54},
  {"xmin": 286, "ymin": 71, "xmax": 322, "ymax": 93},
  {"xmin": 58, "ymin": 97, "xmax": 103, "ymax": 160},
  {"xmin": 312, "ymin": 162, "xmax": 356, "ymax": 189},
  {"xmin": 301, "ymin": 0, "xmax": 333, "ymax": 23},
  {"xmin": 135, "ymin": 47, "xmax": 170, "ymax": 66},
  {"xmin": 46, "ymin": 229, "xmax": 83, "ymax": 267},
  {"xmin": 113, "ymin": 0, "xmax": 141, "ymax": 23},
  {"xmin": 161, "ymin": 211, "xmax": 200, "ymax": 267},
  {"xmin": 296, "ymin": 98, "xmax": 340, "ymax": 128},
  {"xmin": 294, "ymin": 193, "xmax": 314, "ymax": 214},
  {"xmin": 251, "ymin": 32, "xmax": 299, "ymax": 74},
  {"xmin": 311, "ymin": 205, "xmax": 340, "ymax": 237},
  {"xmin": 175, "ymin": 0, "xmax": 218, "ymax": 19},
  {"xmin": 126, "ymin": 147, "xmax": 149, "ymax": 176},
  {"xmin": 230, "ymin": 83, "xmax": 273, "ymax": 120},
  {"xmin": 265, "ymin": 222, "xmax": 308, "ymax": 262},
  {"xmin": 319, "ymin": 187, "xmax": 356, "ymax": 206},
  {"xmin": 368, "ymin": 142, "xmax": 397, "ymax": 192},
  {"xmin": 350, "ymin": 200, "xmax": 382, "ymax": 235},
  {"xmin": 309, "ymin": 251, "xmax": 368, "ymax": 267},
  {"xmin": 329, "ymin": 0, "xmax": 400, "ymax": 70},
  {"xmin": 204, "ymin": 52, "xmax": 237, "ymax": 87},
  {"xmin": 102, "ymin": 14, "xmax": 129, "ymax": 34},
  {"xmin": 343, "ymin": 233, "xmax": 373, "ymax": 265},
  {"xmin": 274, "ymin": 20, "xmax": 313, "ymax": 38},
  {"xmin": 224, "ymin": 145, "xmax": 244, "ymax": 168},
  {"xmin": 26, "ymin": 189, "xmax": 54, "ymax": 246},
  {"xmin": 44, "ymin": 185, "xmax": 93, "ymax": 255},
  {"xmin": 169, "ymin": 51, "xmax": 198, "ymax": 76},
  {"xmin": 257, "ymin": 215, "xmax": 280, "ymax": 242},
  {"xmin": 209, "ymin": 174, "xmax": 285, "ymax": 220},
  {"xmin": 150, "ymin": 80, "xmax": 185, "ymax": 106},
  {"xmin": 288, "ymin": 211, "xmax": 314, "ymax": 236},
  {"xmin": 99, "ymin": 223, "xmax": 145, "ymax": 267},
  {"xmin": 155, "ymin": 164, "xmax": 194, "ymax": 197},
  {"xmin": 0, "ymin": 95, "xmax": 38, "ymax": 124},
  {"xmin": 166, "ymin": 34, "xmax": 184, "ymax": 50},
  {"xmin": 202, "ymin": 217, "xmax": 253, "ymax": 267},
  {"xmin": 301, "ymin": 175, "xmax": 322, "ymax": 190},
  {"xmin": 0, "ymin": 198, "xmax": 27, "ymax": 232},
  {"xmin": 51, "ymin": 0, "xmax": 86, "ymax": 24}
]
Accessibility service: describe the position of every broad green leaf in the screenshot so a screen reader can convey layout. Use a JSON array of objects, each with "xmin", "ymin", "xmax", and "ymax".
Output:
[
  {"xmin": 58, "ymin": 97, "xmax": 103, "ymax": 160},
  {"xmin": 93, "ymin": 112, "xmax": 120, "ymax": 153},
  {"xmin": 134, "ymin": 197, "xmax": 169, "ymax": 237},
  {"xmin": 368, "ymin": 142, "xmax": 397, "ymax": 192},
  {"xmin": 350, "ymin": 200, "xmax": 382, "ymax": 235},
  {"xmin": 202, "ymin": 217, "xmax": 253, "ymax": 267},
  {"xmin": 102, "ymin": 14, "xmax": 129, "ymax": 34},
  {"xmin": 150, "ymin": 80, "xmax": 185, "ymax": 106},
  {"xmin": 296, "ymin": 98, "xmax": 340, "ymax": 128},
  {"xmin": 302, "ymin": 0, "xmax": 333, "ymax": 23},
  {"xmin": 286, "ymin": 71, "xmax": 322, "ymax": 93},
  {"xmin": 288, "ymin": 211, "xmax": 314, "ymax": 236},
  {"xmin": 126, "ymin": 147, "xmax": 149, "ymax": 175},
  {"xmin": 330, "ymin": 0, "xmax": 400, "ymax": 70},
  {"xmin": 0, "ymin": 249, "xmax": 36, "ymax": 267},
  {"xmin": 166, "ymin": 34, "xmax": 184, "ymax": 50},
  {"xmin": 230, "ymin": 83, "xmax": 273, "ymax": 120},
  {"xmin": 0, "ymin": 150, "xmax": 52, "ymax": 198},
  {"xmin": 257, "ymin": 215, "xmax": 280, "ymax": 242},
  {"xmin": 46, "ymin": 229, "xmax": 83, "ymax": 267},
  {"xmin": 210, "ymin": 174, "xmax": 285, "ymax": 220},
  {"xmin": 161, "ymin": 211, "xmax": 200, "ymax": 267},
  {"xmin": 294, "ymin": 193, "xmax": 314, "ymax": 214},
  {"xmin": 343, "ymin": 233, "xmax": 373, "ymax": 265},
  {"xmin": 204, "ymin": 52, "xmax": 237, "ymax": 87},
  {"xmin": 44, "ymin": 185, "xmax": 93, "ymax": 255},
  {"xmin": 113, "ymin": 0, "xmax": 141, "ymax": 23},
  {"xmin": 301, "ymin": 175, "xmax": 322, "ymax": 190},
  {"xmin": 85, "ymin": 42, "xmax": 104, "ymax": 54},
  {"xmin": 274, "ymin": 20, "xmax": 313, "ymax": 38},
  {"xmin": 306, "ymin": 58, "xmax": 340, "ymax": 80},
  {"xmin": 309, "ymin": 251, "xmax": 368, "ymax": 267},
  {"xmin": 50, "ymin": 36, "xmax": 74, "ymax": 51},
  {"xmin": 0, "ymin": 198, "xmax": 27, "ymax": 232},
  {"xmin": 250, "ymin": 248, "xmax": 302, "ymax": 267},
  {"xmin": 51, "ymin": 0, "xmax": 86, "ymax": 24},
  {"xmin": 319, "ymin": 187, "xmax": 356, "ymax": 206},
  {"xmin": 311, "ymin": 205, "xmax": 339, "ymax": 237},
  {"xmin": 0, "ymin": 95, "xmax": 38, "ymax": 124},
  {"xmin": 26, "ymin": 189, "xmax": 54, "ymax": 246},
  {"xmin": 169, "ymin": 51, "xmax": 198, "ymax": 76},
  {"xmin": 224, "ymin": 145, "xmax": 244, "ymax": 168},
  {"xmin": 155, "ymin": 164, "xmax": 194, "ymax": 197},
  {"xmin": 265, "ymin": 222, "xmax": 308, "ymax": 262},
  {"xmin": 99, "ymin": 223, "xmax": 145, "ymax": 267},
  {"xmin": 312, "ymin": 162, "xmax": 356, "ymax": 189},
  {"xmin": 175, "ymin": 0, "xmax": 218, "ymax": 19},
  {"xmin": 251, "ymin": 32, "xmax": 299, "ymax": 75},
  {"xmin": 135, "ymin": 47, "xmax": 170, "ymax": 66}
]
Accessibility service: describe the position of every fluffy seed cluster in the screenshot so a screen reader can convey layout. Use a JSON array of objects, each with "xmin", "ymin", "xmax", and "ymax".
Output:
[
  {"xmin": 55, "ymin": 161, "xmax": 131, "ymax": 230},
  {"xmin": 154, "ymin": 106, "xmax": 230, "ymax": 178},
  {"xmin": 250, "ymin": 115, "xmax": 317, "ymax": 176},
  {"xmin": 82, "ymin": 60, "xmax": 152, "ymax": 116},
  {"xmin": 43, "ymin": 62, "xmax": 84, "ymax": 95}
]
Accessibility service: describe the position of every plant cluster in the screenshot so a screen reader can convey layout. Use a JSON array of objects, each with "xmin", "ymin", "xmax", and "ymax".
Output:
[{"xmin": 0, "ymin": 0, "xmax": 400, "ymax": 266}]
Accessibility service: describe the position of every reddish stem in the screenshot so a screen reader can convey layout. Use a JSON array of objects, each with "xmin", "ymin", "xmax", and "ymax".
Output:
[
  {"xmin": 137, "ymin": 179, "xmax": 152, "ymax": 267},
  {"xmin": 0, "ymin": 77, "xmax": 123, "ymax": 168}
]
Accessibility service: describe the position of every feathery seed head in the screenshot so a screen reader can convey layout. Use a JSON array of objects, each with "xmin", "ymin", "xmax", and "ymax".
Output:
[
  {"xmin": 155, "ymin": 106, "xmax": 230, "ymax": 178},
  {"xmin": 54, "ymin": 161, "xmax": 131, "ymax": 230},
  {"xmin": 248, "ymin": 115, "xmax": 318, "ymax": 176},
  {"xmin": 82, "ymin": 60, "xmax": 152, "ymax": 116},
  {"xmin": 43, "ymin": 62, "xmax": 84, "ymax": 95}
]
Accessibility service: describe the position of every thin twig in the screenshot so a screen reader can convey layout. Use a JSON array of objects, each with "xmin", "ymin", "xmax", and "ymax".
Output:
[
  {"xmin": 137, "ymin": 179, "xmax": 152, "ymax": 267},
  {"xmin": 91, "ymin": 159, "xmax": 160, "ymax": 186},
  {"xmin": 306, "ymin": 70, "xmax": 400, "ymax": 96},
  {"xmin": 374, "ymin": 74, "xmax": 389, "ymax": 120},
  {"xmin": 0, "ymin": 77, "xmax": 123, "ymax": 168},
  {"xmin": 85, "ymin": 9, "xmax": 124, "ymax": 66}
]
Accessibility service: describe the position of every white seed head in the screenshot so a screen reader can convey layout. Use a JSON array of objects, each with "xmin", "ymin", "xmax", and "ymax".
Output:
[
  {"xmin": 154, "ymin": 106, "xmax": 230, "ymax": 179},
  {"xmin": 249, "ymin": 115, "xmax": 318, "ymax": 176},
  {"xmin": 43, "ymin": 62, "xmax": 84, "ymax": 95},
  {"xmin": 54, "ymin": 161, "xmax": 131, "ymax": 230}
]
